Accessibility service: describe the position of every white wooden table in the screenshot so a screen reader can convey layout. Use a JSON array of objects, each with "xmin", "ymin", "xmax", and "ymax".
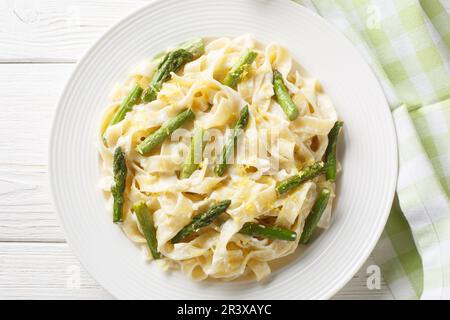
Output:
[{"xmin": 5, "ymin": 0, "xmax": 441, "ymax": 300}]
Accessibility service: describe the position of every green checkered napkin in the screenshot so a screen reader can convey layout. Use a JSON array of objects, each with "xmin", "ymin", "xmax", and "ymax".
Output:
[{"xmin": 293, "ymin": 0, "xmax": 450, "ymax": 299}]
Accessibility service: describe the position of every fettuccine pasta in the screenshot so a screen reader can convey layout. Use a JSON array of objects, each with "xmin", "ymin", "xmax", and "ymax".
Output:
[{"xmin": 98, "ymin": 35, "xmax": 341, "ymax": 281}]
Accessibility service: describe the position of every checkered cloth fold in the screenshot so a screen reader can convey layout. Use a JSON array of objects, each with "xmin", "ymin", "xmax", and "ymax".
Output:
[{"xmin": 293, "ymin": 0, "xmax": 450, "ymax": 299}]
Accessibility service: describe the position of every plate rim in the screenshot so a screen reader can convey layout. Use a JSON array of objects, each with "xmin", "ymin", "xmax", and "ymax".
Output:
[{"xmin": 49, "ymin": 0, "xmax": 398, "ymax": 300}]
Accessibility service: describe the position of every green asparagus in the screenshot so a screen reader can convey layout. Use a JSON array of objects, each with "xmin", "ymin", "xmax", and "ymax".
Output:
[
  {"xmin": 324, "ymin": 121, "xmax": 343, "ymax": 182},
  {"xmin": 142, "ymin": 49, "xmax": 193, "ymax": 103},
  {"xmin": 132, "ymin": 202, "xmax": 160, "ymax": 259},
  {"xmin": 142, "ymin": 38, "xmax": 205, "ymax": 103},
  {"xmin": 214, "ymin": 105, "xmax": 250, "ymax": 176},
  {"xmin": 170, "ymin": 200, "xmax": 232, "ymax": 244},
  {"xmin": 178, "ymin": 37, "xmax": 205, "ymax": 59},
  {"xmin": 276, "ymin": 161, "xmax": 325, "ymax": 195},
  {"xmin": 180, "ymin": 127, "xmax": 205, "ymax": 179},
  {"xmin": 151, "ymin": 38, "xmax": 205, "ymax": 68},
  {"xmin": 300, "ymin": 188, "xmax": 331, "ymax": 244},
  {"xmin": 136, "ymin": 109, "xmax": 195, "ymax": 155},
  {"xmin": 112, "ymin": 147, "xmax": 127, "ymax": 223},
  {"xmin": 273, "ymin": 70, "xmax": 299, "ymax": 121},
  {"xmin": 223, "ymin": 49, "xmax": 257, "ymax": 89},
  {"xmin": 107, "ymin": 84, "xmax": 143, "ymax": 129},
  {"xmin": 239, "ymin": 222, "xmax": 297, "ymax": 241}
]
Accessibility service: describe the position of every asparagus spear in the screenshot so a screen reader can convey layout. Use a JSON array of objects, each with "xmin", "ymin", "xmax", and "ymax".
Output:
[
  {"xmin": 178, "ymin": 37, "xmax": 205, "ymax": 59},
  {"xmin": 324, "ymin": 121, "xmax": 343, "ymax": 182},
  {"xmin": 180, "ymin": 127, "xmax": 205, "ymax": 179},
  {"xmin": 239, "ymin": 222, "xmax": 297, "ymax": 241},
  {"xmin": 108, "ymin": 84, "xmax": 143, "ymax": 129},
  {"xmin": 273, "ymin": 70, "xmax": 299, "ymax": 121},
  {"xmin": 142, "ymin": 38, "xmax": 205, "ymax": 103},
  {"xmin": 142, "ymin": 49, "xmax": 193, "ymax": 103},
  {"xmin": 276, "ymin": 161, "xmax": 325, "ymax": 195},
  {"xmin": 132, "ymin": 202, "xmax": 160, "ymax": 259},
  {"xmin": 214, "ymin": 105, "xmax": 250, "ymax": 176},
  {"xmin": 136, "ymin": 109, "xmax": 195, "ymax": 155},
  {"xmin": 112, "ymin": 147, "xmax": 127, "ymax": 223},
  {"xmin": 300, "ymin": 188, "xmax": 331, "ymax": 244},
  {"xmin": 223, "ymin": 49, "xmax": 257, "ymax": 89},
  {"xmin": 170, "ymin": 200, "xmax": 231, "ymax": 244}
]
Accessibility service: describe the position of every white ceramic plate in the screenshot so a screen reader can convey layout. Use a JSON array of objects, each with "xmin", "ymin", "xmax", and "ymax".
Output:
[{"xmin": 49, "ymin": 0, "xmax": 397, "ymax": 299}]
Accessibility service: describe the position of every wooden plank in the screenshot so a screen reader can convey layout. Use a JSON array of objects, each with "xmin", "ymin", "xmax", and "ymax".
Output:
[
  {"xmin": 0, "ymin": 63, "xmax": 72, "ymax": 242},
  {"xmin": 0, "ymin": 242, "xmax": 390, "ymax": 299},
  {"xmin": 0, "ymin": 242, "xmax": 112, "ymax": 299},
  {"xmin": 0, "ymin": 0, "xmax": 147, "ymax": 62}
]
